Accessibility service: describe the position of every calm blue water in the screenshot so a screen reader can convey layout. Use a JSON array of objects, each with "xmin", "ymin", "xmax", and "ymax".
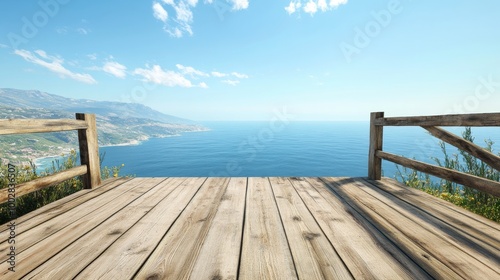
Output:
[{"xmin": 36, "ymin": 122, "xmax": 500, "ymax": 179}]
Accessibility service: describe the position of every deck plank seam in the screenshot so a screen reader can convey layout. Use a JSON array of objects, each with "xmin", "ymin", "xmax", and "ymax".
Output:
[
  {"xmin": 71, "ymin": 177, "xmax": 186, "ymax": 279},
  {"xmin": 22, "ymin": 178, "xmax": 172, "ymax": 278},
  {"xmin": 286, "ymin": 177, "xmax": 355, "ymax": 279},
  {"xmin": 357, "ymin": 178, "xmax": 500, "ymax": 273},
  {"xmin": 131, "ymin": 177, "xmax": 209, "ymax": 279},
  {"xmin": 2, "ymin": 177, "xmax": 153, "ymax": 259},
  {"xmin": 376, "ymin": 178, "xmax": 500, "ymax": 234},
  {"xmin": 236, "ymin": 177, "xmax": 249, "ymax": 280},
  {"xmin": 0, "ymin": 177, "xmax": 133, "ymax": 237},
  {"xmin": 267, "ymin": 177, "xmax": 300, "ymax": 280},
  {"xmin": 316, "ymin": 177, "xmax": 436, "ymax": 279}
]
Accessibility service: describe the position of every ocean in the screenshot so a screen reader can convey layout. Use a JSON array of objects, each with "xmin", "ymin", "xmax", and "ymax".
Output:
[{"xmin": 36, "ymin": 122, "xmax": 500, "ymax": 180}]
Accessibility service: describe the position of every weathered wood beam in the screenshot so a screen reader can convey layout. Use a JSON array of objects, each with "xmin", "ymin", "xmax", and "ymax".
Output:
[
  {"xmin": 0, "ymin": 119, "xmax": 88, "ymax": 135},
  {"xmin": 368, "ymin": 112, "xmax": 384, "ymax": 180},
  {"xmin": 376, "ymin": 151, "xmax": 500, "ymax": 197},
  {"xmin": 77, "ymin": 113, "xmax": 101, "ymax": 189},
  {"xmin": 422, "ymin": 126, "xmax": 500, "ymax": 172},
  {"xmin": 374, "ymin": 113, "xmax": 500, "ymax": 127},
  {"xmin": 0, "ymin": 165, "xmax": 87, "ymax": 204}
]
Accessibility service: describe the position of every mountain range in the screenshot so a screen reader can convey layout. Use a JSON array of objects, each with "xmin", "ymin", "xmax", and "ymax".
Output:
[{"xmin": 0, "ymin": 88, "xmax": 207, "ymax": 165}]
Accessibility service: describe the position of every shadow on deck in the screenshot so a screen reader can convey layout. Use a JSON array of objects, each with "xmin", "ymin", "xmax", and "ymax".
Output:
[{"xmin": 1, "ymin": 177, "xmax": 498, "ymax": 279}]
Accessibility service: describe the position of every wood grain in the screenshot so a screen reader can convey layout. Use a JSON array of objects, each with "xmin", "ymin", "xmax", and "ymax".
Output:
[
  {"xmin": 76, "ymin": 177, "xmax": 205, "ymax": 279},
  {"xmin": 0, "ymin": 178, "xmax": 165, "ymax": 277},
  {"xmin": 323, "ymin": 177, "xmax": 499, "ymax": 279},
  {"xmin": 422, "ymin": 126, "xmax": 500, "ymax": 172},
  {"xmin": 377, "ymin": 151, "xmax": 500, "ymax": 197},
  {"xmin": 270, "ymin": 177, "xmax": 353, "ymax": 279},
  {"xmin": 368, "ymin": 112, "xmax": 384, "ymax": 180},
  {"xmin": 0, "ymin": 165, "xmax": 87, "ymax": 204},
  {"xmin": 374, "ymin": 112, "xmax": 500, "ymax": 126},
  {"xmin": 189, "ymin": 177, "xmax": 247, "ymax": 280},
  {"xmin": 298, "ymin": 177, "xmax": 428, "ymax": 279},
  {"xmin": 239, "ymin": 177, "xmax": 298, "ymax": 280},
  {"xmin": 25, "ymin": 178, "xmax": 184, "ymax": 279},
  {"xmin": 135, "ymin": 177, "xmax": 230, "ymax": 280},
  {"xmin": 0, "ymin": 118, "xmax": 87, "ymax": 135},
  {"xmin": 76, "ymin": 113, "xmax": 101, "ymax": 189}
]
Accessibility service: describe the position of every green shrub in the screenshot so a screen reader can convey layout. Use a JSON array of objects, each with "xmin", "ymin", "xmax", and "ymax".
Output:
[
  {"xmin": 0, "ymin": 150, "xmax": 125, "ymax": 224},
  {"xmin": 396, "ymin": 128, "xmax": 500, "ymax": 222}
]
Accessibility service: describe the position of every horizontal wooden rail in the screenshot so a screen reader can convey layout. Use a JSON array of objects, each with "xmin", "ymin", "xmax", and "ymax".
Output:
[
  {"xmin": 376, "ymin": 151, "xmax": 500, "ymax": 197},
  {"xmin": 1, "ymin": 113, "xmax": 101, "ymax": 204},
  {"xmin": 0, "ymin": 165, "xmax": 88, "ymax": 204},
  {"xmin": 0, "ymin": 119, "xmax": 88, "ymax": 135},
  {"xmin": 374, "ymin": 112, "xmax": 500, "ymax": 127},
  {"xmin": 422, "ymin": 126, "xmax": 500, "ymax": 172},
  {"xmin": 368, "ymin": 111, "xmax": 500, "ymax": 197}
]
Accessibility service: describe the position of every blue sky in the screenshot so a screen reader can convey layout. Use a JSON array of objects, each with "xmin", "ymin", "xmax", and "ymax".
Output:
[{"xmin": 1, "ymin": 0, "xmax": 499, "ymax": 121}]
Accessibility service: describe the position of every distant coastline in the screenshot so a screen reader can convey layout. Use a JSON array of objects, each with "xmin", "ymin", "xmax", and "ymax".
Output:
[{"xmin": 33, "ymin": 129, "xmax": 210, "ymax": 168}]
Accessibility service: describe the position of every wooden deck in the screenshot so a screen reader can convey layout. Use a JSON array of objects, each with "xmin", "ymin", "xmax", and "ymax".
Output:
[{"xmin": 1, "ymin": 177, "xmax": 499, "ymax": 279}]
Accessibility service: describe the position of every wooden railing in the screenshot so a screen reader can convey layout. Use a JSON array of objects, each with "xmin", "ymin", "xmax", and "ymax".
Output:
[
  {"xmin": 368, "ymin": 112, "xmax": 500, "ymax": 197},
  {"xmin": 0, "ymin": 113, "xmax": 101, "ymax": 203}
]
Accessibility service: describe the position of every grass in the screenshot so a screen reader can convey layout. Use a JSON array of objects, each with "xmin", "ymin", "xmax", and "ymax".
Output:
[
  {"xmin": 395, "ymin": 127, "xmax": 500, "ymax": 222},
  {"xmin": 0, "ymin": 150, "xmax": 125, "ymax": 224}
]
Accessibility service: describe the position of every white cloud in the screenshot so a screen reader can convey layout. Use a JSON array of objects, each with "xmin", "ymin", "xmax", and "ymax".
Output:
[
  {"xmin": 222, "ymin": 80, "xmax": 240, "ymax": 86},
  {"xmin": 232, "ymin": 72, "xmax": 248, "ymax": 79},
  {"xmin": 176, "ymin": 64, "xmax": 209, "ymax": 77},
  {"xmin": 152, "ymin": 0, "xmax": 249, "ymax": 37},
  {"xmin": 211, "ymin": 71, "xmax": 227, "ymax": 78},
  {"xmin": 87, "ymin": 53, "xmax": 97, "ymax": 60},
  {"xmin": 303, "ymin": 0, "xmax": 317, "ymax": 15},
  {"xmin": 134, "ymin": 64, "xmax": 193, "ymax": 87},
  {"xmin": 0, "ymin": 43, "xmax": 8, "ymax": 48},
  {"xmin": 103, "ymin": 61, "xmax": 127, "ymax": 78},
  {"xmin": 153, "ymin": 2, "xmax": 169, "ymax": 22},
  {"xmin": 285, "ymin": 1, "xmax": 301, "ymax": 14},
  {"xmin": 14, "ymin": 49, "xmax": 97, "ymax": 84},
  {"xmin": 285, "ymin": 0, "xmax": 347, "ymax": 15},
  {"xmin": 230, "ymin": 0, "xmax": 249, "ymax": 10},
  {"xmin": 199, "ymin": 82, "xmax": 208, "ymax": 88}
]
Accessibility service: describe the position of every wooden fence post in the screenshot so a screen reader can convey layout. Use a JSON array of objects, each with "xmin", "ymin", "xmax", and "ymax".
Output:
[
  {"xmin": 368, "ymin": 112, "xmax": 384, "ymax": 180},
  {"xmin": 76, "ymin": 113, "xmax": 101, "ymax": 189}
]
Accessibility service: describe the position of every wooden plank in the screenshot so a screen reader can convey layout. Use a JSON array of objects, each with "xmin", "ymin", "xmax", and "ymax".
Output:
[
  {"xmin": 24, "ymin": 177, "xmax": 186, "ymax": 279},
  {"xmin": 366, "ymin": 178, "xmax": 500, "ymax": 265},
  {"xmin": 374, "ymin": 112, "xmax": 500, "ymax": 126},
  {"xmin": 0, "ymin": 178, "xmax": 166, "ymax": 278},
  {"xmin": 377, "ymin": 151, "xmax": 500, "ymax": 197},
  {"xmin": 238, "ymin": 177, "xmax": 298, "ymax": 280},
  {"xmin": 0, "ymin": 165, "xmax": 87, "ymax": 204},
  {"xmin": 0, "ymin": 178, "xmax": 130, "ymax": 240},
  {"xmin": 75, "ymin": 177, "xmax": 206, "ymax": 279},
  {"xmin": 269, "ymin": 177, "xmax": 353, "ymax": 279},
  {"xmin": 368, "ymin": 112, "xmax": 384, "ymax": 180},
  {"xmin": 296, "ymin": 177, "xmax": 429, "ymax": 279},
  {"xmin": 379, "ymin": 177, "xmax": 500, "ymax": 232},
  {"xmin": 189, "ymin": 177, "xmax": 247, "ymax": 280},
  {"xmin": 423, "ymin": 126, "xmax": 500, "ymax": 172},
  {"xmin": 135, "ymin": 177, "xmax": 230, "ymax": 279},
  {"xmin": 0, "ymin": 178, "xmax": 151, "ymax": 257},
  {"xmin": 0, "ymin": 118, "xmax": 87, "ymax": 135},
  {"xmin": 357, "ymin": 178, "xmax": 500, "ymax": 274},
  {"xmin": 322, "ymin": 177, "xmax": 499, "ymax": 279},
  {"xmin": 76, "ymin": 113, "xmax": 101, "ymax": 189}
]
